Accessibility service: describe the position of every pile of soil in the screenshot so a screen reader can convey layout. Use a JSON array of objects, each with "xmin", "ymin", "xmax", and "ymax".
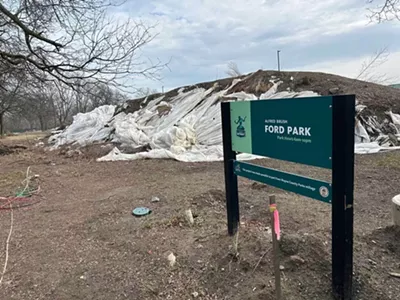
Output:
[
  {"xmin": 124, "ymin": 70, "xmax": 400, "ymax": 117},
  {"xmin": 115, "ymin": 70, "xmax": 400, "ymax": 150},
  {"xmin": 0, "ymin": 143, "xmax": 26, "ymax": 156}
]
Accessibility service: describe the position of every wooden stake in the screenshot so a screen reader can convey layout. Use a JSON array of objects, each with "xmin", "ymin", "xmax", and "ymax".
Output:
[{"xmin": 269, "ymin": 195, "xmax": 282, "ymax": 300}]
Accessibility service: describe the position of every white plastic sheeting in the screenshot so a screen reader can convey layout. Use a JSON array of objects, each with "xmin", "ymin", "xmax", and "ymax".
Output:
[
  {"xmin": 355, "ymin": 142, "xmax": 400, "ymax": 154},
  {"xmin": 355, "ymin": 120, "xmax": 370, "ymax": 143},
  {"xmin": 354, "ymin": 108, "xmax": 400, "ymax": 153},
  {"xmin": 97, "ymin": 87, "xmax": 320, "ymax": 162},
  {"xmin": 48, "ymin": 81, "xmax": 400, "ymax": 161},
  {"xmin": 97, "ymin": 146, "xmax": 261, "ymax": 162},
  {"xmin": 49, "ymin": 105, "xmax": 116, "ymax": 148},
  {"xmin": 389, "ymin": 111, "xmax": 400, "ymax": 126}
]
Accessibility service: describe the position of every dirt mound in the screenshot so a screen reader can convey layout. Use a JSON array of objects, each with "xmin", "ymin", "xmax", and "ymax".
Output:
[
  {"xmin": 118, "ymin": 70, "xmax": 400, "ymax": 151},
  {"xmin": 0, "ymin": 143, "xmax": 27, "ymax": 156},
  {"xmin": 125, "ymin": 70, "xmax": 400, "ymax": 115},
  {"xmin": 365, "ymin": 225, "xmax": 400, "ymax": 257}
]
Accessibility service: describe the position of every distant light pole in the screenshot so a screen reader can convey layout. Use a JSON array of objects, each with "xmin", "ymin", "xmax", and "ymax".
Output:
[{"xmin": 277, "ymin": 50, "xmax": 281, "ymax": 72}]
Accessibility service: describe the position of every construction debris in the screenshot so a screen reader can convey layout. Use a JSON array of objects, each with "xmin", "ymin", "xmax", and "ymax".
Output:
[
  {"xmin": 151, "ymin": 196, "xmax": 160, "ymax": 203},
  {"xmin": 392, "ymin": 195, "xmax": 400, "ymax": 227},
  {"xmin": 185, "ymin": 209, "xmax": 194, "ymax": 225}
]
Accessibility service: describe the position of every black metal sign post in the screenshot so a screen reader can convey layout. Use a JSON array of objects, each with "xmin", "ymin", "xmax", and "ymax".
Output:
[
  {"xmin": 221, "ymin": 95, "xmax": 355, "ymax": 299},
  {"xmin": 221, "ymin": 102, "xmax": 239, "ymax": 236},
  {"xmin": 332, "ymin": 95, "xmax": 355, "ymax": 300}
]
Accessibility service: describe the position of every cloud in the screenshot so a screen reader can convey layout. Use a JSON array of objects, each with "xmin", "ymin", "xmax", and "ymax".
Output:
[
  {"xmin": 296, "ymin": 50, "xmax": 400, "ymax": 84},
  {"xmin": 114, "ymin": 0, "xmax": 400, "ymax": 91}
]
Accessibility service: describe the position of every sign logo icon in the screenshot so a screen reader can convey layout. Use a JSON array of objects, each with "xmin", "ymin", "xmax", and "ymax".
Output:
[
  {"xmin": 235, "ymin": 116, "xmax": 246, "ymax": 137},
  {"xmin": 234, "ymin": 163, "xmax": 241, "ymax": 173},
  {"xmin": 319, "ymin": 186, "xmax": 329, "ymax": 198}
]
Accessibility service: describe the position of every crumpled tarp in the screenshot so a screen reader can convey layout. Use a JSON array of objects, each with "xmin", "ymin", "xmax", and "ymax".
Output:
[{"xmin": 49, "ymin": 105, "xmax": 116, "ymax": 148}]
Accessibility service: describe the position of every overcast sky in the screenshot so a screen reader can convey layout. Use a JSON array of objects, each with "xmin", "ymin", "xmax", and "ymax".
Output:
[{"xmin": 115, "ymin": 0, "xmax": 400, "ymax": 92}]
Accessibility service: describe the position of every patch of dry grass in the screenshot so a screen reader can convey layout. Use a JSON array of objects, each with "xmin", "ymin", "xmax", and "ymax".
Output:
[
  {"xmin": 1, "ymin": 131, "xmax": 46, "ymax": 141},
  {"xmin": 375, "ymin": 151, "xmax": 400, "ymax": 169},
  {"xmin": 0, "ymin": 171, "xmax": 25, "ymax": 196}
]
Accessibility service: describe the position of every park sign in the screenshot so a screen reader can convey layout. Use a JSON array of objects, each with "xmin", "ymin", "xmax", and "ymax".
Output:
[
  {"xmin": 230, "ymin": 96, "xmax": 332, "ymax": 169},
  {"xmin": 221, "ymin": 95, "xmax": 355, "ymax": 300}
]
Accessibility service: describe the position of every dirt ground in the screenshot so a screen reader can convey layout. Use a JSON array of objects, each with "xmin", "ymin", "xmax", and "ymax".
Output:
[{"xmin": 0, "ymin": 140, "xmax": 399, "ymax": 300}]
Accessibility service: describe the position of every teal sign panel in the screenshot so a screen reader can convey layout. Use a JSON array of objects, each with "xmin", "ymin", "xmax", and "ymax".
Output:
[
  {"xmin": 233, "ymin": 161, "xmax": 332, "ymax": 203},
  {"xmin": 230, "ymin": 96, "xmax": 333, "ymax": 169}
]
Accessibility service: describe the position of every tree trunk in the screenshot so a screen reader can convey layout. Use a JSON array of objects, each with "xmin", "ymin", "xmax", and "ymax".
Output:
[
  {"xmin": 39, "ymin": 116, "xmax": 45, "ymax": 131},
  {"xmin": 0, "ymin": 112, "xmax": 4, "ymax": 136},
  {"xmin": 58, "ymin": 114, "xmax": 63, "ymax": 128}
]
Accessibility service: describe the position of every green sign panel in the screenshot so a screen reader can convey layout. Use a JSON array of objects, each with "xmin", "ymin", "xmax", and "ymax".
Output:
[
  {"xmin": 230, "ymin": 96, "xmax": 333, "ymax": 169},
  {"xmin": 233, "ymin": 161, "xmax": 332, "ymax": 203}
]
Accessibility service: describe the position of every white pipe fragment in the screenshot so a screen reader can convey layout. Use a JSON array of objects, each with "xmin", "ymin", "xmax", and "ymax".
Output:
[
  {"xmin": 392, "ymin": 194, "xmax": 400, "ymax": 226},
  {"xmin": 185, "ymin": 209, "xmax": 194, "ymax": 225}
]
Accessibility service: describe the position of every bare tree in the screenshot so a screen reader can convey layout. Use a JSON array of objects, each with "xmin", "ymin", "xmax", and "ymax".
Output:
[
  {"xmin": 0, "ymin": 72, "xmax": 26, "ymax": 135},
  {"xmin": 4, "ymin": 80, "xmax": 128, "ymax": 133},
  {"xmin": 52, "ymin": 84, "xmax": 79, "ymax": 127},
  {"xmin": 225, "ymin": 62, "xmax": 241, "ymax": 77},
  {"xmin": 368, "ymin": 0, "xmax": 400, "ymax": 22},
  {"xmin": 20, "ymin": 87, "xmax": 56, "ymax": 131},
  {"xmin": 356, "ymin": 46, "xmax": 395, "ymax": 84},
  {"xmin": 84, "ymin": 83, "xmax": 125, "ymax": 108},
  {"xmin": 0, "ymin": 0, "xmax": 166, "ymax": 90},
  {"xmin": 70, "ymin": 85, "xmax": 92, "ymax": 114},
  {"xmin": 135, "ymin": 87, "xmax": 159, "ymax": 98}
]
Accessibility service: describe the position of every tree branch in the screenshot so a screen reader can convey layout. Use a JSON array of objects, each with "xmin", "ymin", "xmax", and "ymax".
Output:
[
  {"xmin": 0, "ymin": 0, "xmax": 167, "ymax": 92},
  {"xmin": 0, "ymin": 2, "xmax": 62, "ymax": 49},
  {"xmin": 367, "ymin": 0, "xmax": 400, "ymax": 22}
]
